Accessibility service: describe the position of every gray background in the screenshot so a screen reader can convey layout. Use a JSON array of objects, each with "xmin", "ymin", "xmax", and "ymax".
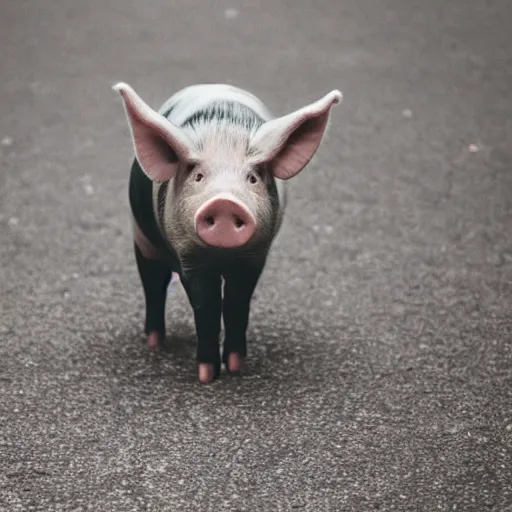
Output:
[{"xmin": 1, "ymin": 0, "xmax": 511, "ymax": 510}]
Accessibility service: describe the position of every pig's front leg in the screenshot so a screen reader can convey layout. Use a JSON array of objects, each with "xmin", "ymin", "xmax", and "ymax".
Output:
[
  {"xmin": 180, "ymin": 271, "xmax": 223, "ymax": 384},
  {"xmin": 134, "ymin": 244, "xmax": 174, "ymax": 349},
  {"xmin": 222, "ymin": 263, "xmax": 264, "ymax": 373}
]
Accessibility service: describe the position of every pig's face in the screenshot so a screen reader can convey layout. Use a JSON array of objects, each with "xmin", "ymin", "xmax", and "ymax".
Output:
[
  {"xmin": 172, "ymin": 160, "xmax": 274, "ymax": 249},
  {"xmin": 166, "ymin": 126, "xmax": 278, "ymax": 254}
]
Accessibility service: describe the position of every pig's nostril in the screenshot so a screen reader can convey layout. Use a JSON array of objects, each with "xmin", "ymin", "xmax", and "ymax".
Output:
[
  {"xmin": 205, "ymin": 216, "xmax": 215, "ymax": 226},
  {"xmin": 234, "ymin": 216, "xmax": 245, "ymax": 229}
]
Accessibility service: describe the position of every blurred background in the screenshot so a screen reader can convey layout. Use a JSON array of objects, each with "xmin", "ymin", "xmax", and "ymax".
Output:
[{"xmin": 1, "ymin": 0, "xmax": 511, "ymax": 511}]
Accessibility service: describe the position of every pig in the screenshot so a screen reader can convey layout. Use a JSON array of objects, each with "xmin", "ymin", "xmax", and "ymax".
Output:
[{"xmin": 113, "ymin": 81, "xmax": 342, "ymax": 383}]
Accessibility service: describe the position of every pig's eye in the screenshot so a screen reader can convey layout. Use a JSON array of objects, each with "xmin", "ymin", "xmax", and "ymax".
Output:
[
  {"xmin": 186, "ymin": 163, "xmax": 196, "ymax": 173},
  {"xmin": 248, "ymin": 174, "xmax": 258, "ymax": 184},
  {"xmin": 195, "ymin": 173, "xmax": 204, "ymax": 182}
]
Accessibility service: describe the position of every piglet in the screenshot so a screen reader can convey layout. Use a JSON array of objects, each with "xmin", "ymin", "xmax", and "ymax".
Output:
[{"xmin": 113, "ymin": 82, "xmax": 342, "ymax": 383}]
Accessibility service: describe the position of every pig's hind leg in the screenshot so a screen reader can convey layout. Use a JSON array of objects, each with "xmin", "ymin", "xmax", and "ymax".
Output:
[{"xmin": 134, "ymin": 244, "xmax": 173, "ymax": 349}]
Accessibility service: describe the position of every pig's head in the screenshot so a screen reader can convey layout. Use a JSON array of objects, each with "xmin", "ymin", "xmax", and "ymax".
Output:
[{"xmin": 113, "ymin": 82, "xmax": 342, "ymax": 256}]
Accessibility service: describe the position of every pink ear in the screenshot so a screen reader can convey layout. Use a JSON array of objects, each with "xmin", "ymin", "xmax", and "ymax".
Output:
[
  {"xmin": 113, "ymin": 82, "xmax": 197, "ymax": 182},
  {"xmin": 248, "ymin": 90, "xmax": 342, "ymax": 180}
]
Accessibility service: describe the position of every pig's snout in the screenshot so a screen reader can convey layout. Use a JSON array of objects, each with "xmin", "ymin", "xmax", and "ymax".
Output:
[{"xmin": 195, "ymin": 196, "xmax": 256, "ymax": 248}]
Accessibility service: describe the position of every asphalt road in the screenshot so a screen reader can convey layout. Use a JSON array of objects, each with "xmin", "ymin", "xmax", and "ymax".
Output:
[{"xmin": 1, "ymin": 0, "xmax": 511, "ymax": 510}]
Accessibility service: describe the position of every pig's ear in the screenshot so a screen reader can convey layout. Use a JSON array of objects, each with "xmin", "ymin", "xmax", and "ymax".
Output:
[
  {"xmin": 248, "ymin": 90, "xmax": 342, "ymax": 180},
  {"xmin": 113, "ymin": 82, "xmax": 197, "ymax": 182}
]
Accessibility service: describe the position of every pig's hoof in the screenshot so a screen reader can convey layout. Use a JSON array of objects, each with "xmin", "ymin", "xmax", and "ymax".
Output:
[
  {"xmin": 198, "ymin": 362, "xmax": 220, "ymax": 384},
  {"xmin": 147, "ymin": 331, "xmax": 162, "ymax": 349},
  {"xmin": 226, "ymin": 352, "xmax": 244, "ymax": 374}
]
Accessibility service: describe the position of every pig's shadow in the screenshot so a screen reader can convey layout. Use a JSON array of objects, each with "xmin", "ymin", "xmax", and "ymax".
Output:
[
  {"xmin": 106, "ymin": 321, "xmax": 199, "ymax": 383},
  {"xmin": 111, "ymin": 309, "xmax": 334, "ymax": 387},
  {"xmin": 111, "ymin": 321, "xmax": 292, "ymax": 383},
  {"xmin": 159, "ymin": 323, "xmax": 196, "ymax": 360}
]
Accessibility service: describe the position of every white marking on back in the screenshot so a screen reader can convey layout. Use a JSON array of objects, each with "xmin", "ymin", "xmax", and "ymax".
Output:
[{"xmin": 158, "ymin": 84, "xmax": 274, "ymax": 125}]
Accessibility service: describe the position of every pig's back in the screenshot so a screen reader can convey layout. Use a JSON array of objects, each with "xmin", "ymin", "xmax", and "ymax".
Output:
[{"xmin": 158, "ymin": 84, "xmax": 274, "ymax": 126}]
